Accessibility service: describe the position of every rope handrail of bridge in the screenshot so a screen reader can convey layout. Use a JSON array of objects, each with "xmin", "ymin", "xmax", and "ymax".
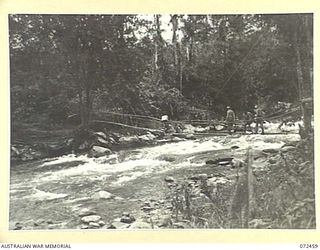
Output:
[
  {"xmin": 97, "ymin": 111, "xmax": 162, "ymax": 122},
  {"xmin": 264, "ymin": 108, "xmax": 301, "ymax": 120},
  {"xmin": 94, "ymin": 106, "xmax": 302, "ymax": 133},
  {"xmin": 92, "ymin": 120, "xmax": 164, "ymax": 133}
]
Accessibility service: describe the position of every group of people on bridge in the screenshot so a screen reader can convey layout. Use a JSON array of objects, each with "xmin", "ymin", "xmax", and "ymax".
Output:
[{"xmin": 225, "ymin": 105, "xmax": 265, "ymax": 135}]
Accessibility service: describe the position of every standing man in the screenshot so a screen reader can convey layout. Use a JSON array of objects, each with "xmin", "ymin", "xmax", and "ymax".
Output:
[
  {"xmin": 243, "ymin": 111, "xmax": 253, "ymax": 133},
  {"xmin": 254, "ymin": 105, "xmax": 265, "ymax": 134},
  {"xmin": 226, "ymin": 106, "xmax": 235, "ymax": 135}
]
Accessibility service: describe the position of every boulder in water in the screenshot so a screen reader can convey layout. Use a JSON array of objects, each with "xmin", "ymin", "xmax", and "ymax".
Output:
[
  {"xmin": 171, "ymin": 137, "xmax": 185, "ymax": 142},
  {"xmin": 78, "ymin": 208, "xmax": 97, "ymax": 217},
  {"xmin": 218, "ymin": 161, "xmax": 230, "ymax": 166},
  {"xmin": 98, "ymin": 220, "xmax": 106, "ymax": 226},
  {"xmin": 129, "ymin": 221, "xmax": 152, "ymax": 229},
  {"xmin": 89, "ymin": 146, "xmax": 112, "ymax": 158},
  {"xmin": 138, "ymin": 132, "xmax": 157, "ymax": 142},
  {"xmin": 119, "ymin": 136, "xmax": 140, "ymax": 144},
  {"xmin": 215, "ymin": 124, "xmax": 225, "ymax": 131},
  {"xmin": 96, "ymin": 137, "xmax": 110, "ymax": 147},
  {"xmin": 89, "ymin": 222, "xmax": 100, "ymax": 229},
  {"xmin": 263, "ymin": 148, "xmax": 279, "ymax": 154},
  {"xmin": 185, "ymin": 133, "xmax": 196, "ymax": 140},
  {"xmin": 92, "ymin": 191, "xmax": 114, "ymax": 200},
  {"xmin": 81, "ymin": 215, "xmax": 101, "ymax": 224},
  {"xmin": 120, "ymin": 215, "xmax": 136, "ymax": 224},
  {"xmin": 141, "ymin": 206, "xmax": 153, "ymax": 212},
  {"xmin": 206, "ymin": 157, "xmax": 233, "ymax": 166},
  {"xmin": 94, "ymin": 131, "xmax": 107, "ymax": 140},
  {"xmin": 164, "ymin": 176, "xmax": 175, "ymax": 183},
  {"xmin": 110, "ymin": 221, "xmax": 131, "ymax": 229}
]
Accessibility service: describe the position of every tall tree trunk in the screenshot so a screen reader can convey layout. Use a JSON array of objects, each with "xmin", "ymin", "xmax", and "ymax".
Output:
[
  {"xmin": 171, "ymin": 15, "xmax": 183, "ymax": 93},
  {"xmin": 188, "ymin": 36, "xmax": 193, "ymax": 63},
  {"xmin": 153, "ymin": 14, "xmax": 163, "ymax": 85},
  {"xmin": 177, "ymin": 42, "xmax": 183, "ymax": 94},
  {"xmin": 294, "ymin": 18, "xmax": 312, "ymax": 132},
  {"xmin": 303, "ymin": 15, "xmax": 313, "ymax": 99},
  {"xmin": 171, "ymin": 15, "xmax": 178, "ymax": 65}
]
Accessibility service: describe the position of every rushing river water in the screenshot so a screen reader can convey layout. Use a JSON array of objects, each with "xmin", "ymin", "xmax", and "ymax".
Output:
[{"xmin": 9, "ymin": 126, "xmax": 300, "ymax": 230}]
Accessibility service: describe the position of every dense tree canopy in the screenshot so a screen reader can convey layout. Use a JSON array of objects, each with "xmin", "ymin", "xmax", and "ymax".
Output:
[{"xmin": 9, "ymin": 14, "xmax": 313, "ymax": 126}]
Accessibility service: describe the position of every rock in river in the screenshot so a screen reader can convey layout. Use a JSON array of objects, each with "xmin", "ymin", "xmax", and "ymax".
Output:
[
  {"xmin": 129, "ymin": 221, "xmax": 152, "ymax": 229},
  {"xmin": 98, "ymin": 220, "xmax": 106, "ymax": 226},
  {"xmin": 110, "ymin": 221, "xmax": 130, "ymax": 229},
  {"xmin": 262, "ymin": 148, "xmax": 279, "ymax": 154},
  {"xmin": 78, "ymin": 208, "xmax": 97, "ymax": 217},
  {"xmin": 89, "ymin": 222, "xmax": 100, "ymax": 229},
  {"xmin": 185, "ymin": 133, "xmax": 196, "ymax": 140},
  {"xmin": 81, "ymin": 215, "xmax": 101, "ymax": 224},
  {"xmin": 171, "ymin": 137, "xmax": 185, "ymax": 142},
  {"xmin": 89, "ymin": 145, "xmax": 112, "ymax": 158},
  {"xmin": 120, "ymin": 215, "xmax": 136, "ymax": 224},
  {"xmin": 94, "ymin": 131, "xmax": 107, "ymax": 140},
  {"xmin": 141, "ymin": 206, "xmax": 153, "ymax": 212},
  {"xmin": 80, "ymin": 225, "xmax": 89, "ymax": 229},
  {"xmin": 164, "ymin": 176, "xmax": 175, "ymax": 183},
  {"xmin": 96, "ymin": 137, "xmax": 110, "ymax": 147},
  {"xmin": 138, "ymin": 132, "xmax": 157, "ymax": 142},
  {"xmin": 119, "ymin": 136, "xmax": 140, "ymax": 144},
  {"xmin": 92, "ymin": 191, "xmax": 114, "ymax": 200}
]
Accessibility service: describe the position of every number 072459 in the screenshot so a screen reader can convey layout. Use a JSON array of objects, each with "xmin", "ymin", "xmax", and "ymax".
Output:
[{"xmin": 300, "ymin": 244, "xmax": 318, "ymax": 248}]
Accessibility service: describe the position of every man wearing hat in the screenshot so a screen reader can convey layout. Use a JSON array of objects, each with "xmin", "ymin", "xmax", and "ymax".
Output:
[
  {"xmin": 254, "ymin": 105, "xmax": 265, "ymax": 134},
  {"xmin": 225, "ymin": 106, "xmax": 235, "ymax": 135}
]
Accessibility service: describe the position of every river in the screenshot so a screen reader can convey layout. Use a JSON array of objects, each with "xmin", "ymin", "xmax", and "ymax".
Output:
[{"xmin": 9, "ymin": 123, "xmax": 301, "ymax": 230}]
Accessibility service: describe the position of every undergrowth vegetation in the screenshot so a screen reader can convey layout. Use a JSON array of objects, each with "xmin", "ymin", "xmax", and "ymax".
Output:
[{"xmin": 165, "ymin": 134, "xmax": 315, "ymax": 229}]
